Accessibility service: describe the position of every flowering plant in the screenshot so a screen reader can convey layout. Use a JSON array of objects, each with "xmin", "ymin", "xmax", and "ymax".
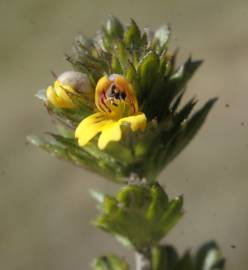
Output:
[{"xmin": 28, "ymin": 17, "xmax": 225, "ymax": 270}]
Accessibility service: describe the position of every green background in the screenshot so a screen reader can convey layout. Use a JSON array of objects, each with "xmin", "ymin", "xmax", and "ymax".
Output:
[{"xmin": 0, "ymin": 0, "xmax": 247, "ymax": 269}]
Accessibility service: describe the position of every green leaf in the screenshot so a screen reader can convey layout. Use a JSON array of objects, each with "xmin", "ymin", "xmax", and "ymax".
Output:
[
  {"xmin": 95, "ymin": 184, "xmax": 183, "ymax": 251},
  {"xmin": 137, "ymin": 51, "xmax": 160, "ymax": 102},
  {"xmin": 46, "ymin": 104, "xmax": 90, "ymax": 127},
  {"xmin": 27, "ymin": 134, "xmax": 127, "ymax": 183},
  {"xmin": 124, "ymin": 19, "xmax": 141, "ymax": 49},
  {"xmin": 114, "ymin": 41, "xmax": 129, "ymax": 70},
  {"xmin": 195, "ymin": 242, "xmax": 225, "ymax": 270},
  {"xmin": 160, "ymin": 57, "xmax": 203, "ymax": 108},
  {"xmin": 111, "ymin": 54, "xmax": 123, "ymax": 74},
  {"xmin": 73, "ymin": 34, "xmax": 95, "ymax": 54},
  {"xmin": 172, "ymin": 98, "xmax": 198, "ymax": 128},
  {"xmin": 143, "ymin": 98, "xmax": 217, "ymax": 180},
  {"xmin": 166, "ymin": 98, "xmax": 218, "ymax": 164},
  {"xmin": 106, "ymin": 16, "xmax": 124, "ymax": 39},
  {"xmin": 152, "ymin": 245, "xmax": 178, "ymax": 270},
  {"xmin": 151, "ymin": 242, "xmax": 225, "ymax": 270},
  {"xmin": 176, "ymin": 252, "xmax": 194, "ymax": 270},
  {"xmin": 92, "ymin": 255, "xmax": 129, "ymax": 270},
  {"xmin": 170, "ymin": 57, "xmax": 203, "ymax": 87}
]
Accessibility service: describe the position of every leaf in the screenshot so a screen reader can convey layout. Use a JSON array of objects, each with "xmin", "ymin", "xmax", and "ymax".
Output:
[
  {"xmin": 173, "ymin": 98, "xmax": 198, "ymax": 128},
  {"xmin": 152, "ymin": 245, "xmax": 178, "ymax": 270},
  {"xmin": 27, "ymin": 134, "xmax": 127, "ymax": 183},
  {"xmin": 170, "ymin": 57, "xmax": 203, "ymax": 86},
  {"xmin": 137, "ymin": 51, "xmax": 160, "ymax": 102},
  {"xmin": 195, "ymin": 242, "xmax": 225, "ymax": 270},
  {"xmin": 111, "ymin": 54, "xmax": 123, "ymax": 74},
  {"xmin": 165, "ymin": 98, "xmax": 218, "ymax": 165},
  {"xmin": 95, "ymin": 184, "xmax": 183, "ymax": 250},
  {"xmin": 73, "ymin": 34, "xmax": 95, "ymax": 53},
  {"xmin": 124, "ymin": 19, "xmax": 141, "ymax": 49},
  {"xmin": 165, "ymin": 57, "xmax": 203, "ymax": 103},
  {"xmin": 141, "ymin": 98, "xmax": 217, "ymax": 180},
  {"xmin": 106, "ymin": 16, "xmax": 124, "ymax": 39},
  {"xmin": 92, "ymin": 255, "xmax": 129, "ymax": 270},
  {"xmin": 114, "ymin": 41, "xmax": 129, "ymax": 70},
  {"xmin": 151, "ymin": 242, "xmax": 225, "ymax": 270},
  {"xmin": 154, "ymin": 24, "xmax": 170, "ymax": 49}
]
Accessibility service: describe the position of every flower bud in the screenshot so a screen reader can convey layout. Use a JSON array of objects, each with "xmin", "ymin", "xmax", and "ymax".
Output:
[{"xmin": 57, "ymin": 71, "xmax": 93, "ymax": 94}]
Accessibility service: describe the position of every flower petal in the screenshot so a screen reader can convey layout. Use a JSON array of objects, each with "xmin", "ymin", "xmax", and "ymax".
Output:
[
  {"xmin": 47, "ymin": 86, "xmax": 60, "ymax": 107},
  {"xmin": 119, "ymin": 113, "xmax": 147, "ymax": 132},
  {"xmin": 98, "ymin": 121, "xmax": 122, "ymax": 150},
  {"xmin": 55, "ymin": 85, "xmax": 75, "ymax": 108},
  {"xmin": 46, "ymin": 81, "xmax": 76, "ymax": 109},
  {"xmin": 97, "ymin": 113, "xmax": 147, "ymax": 150},
  {"xmin": 95, "ymin": 76, "xmax": 112, "ymax": 112},
  {"xmin": 75, "ymin": 112, "xmax": 112, "ymax": 147},
  {"xmin": 114, "ymin": 75, "xmax": 138, "ymax": 113}
]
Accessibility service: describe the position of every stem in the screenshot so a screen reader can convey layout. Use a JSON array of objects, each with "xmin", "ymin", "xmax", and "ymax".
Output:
[{"xmin": 135, "ymin": 251, "xmax": 152, "ymax": 270}]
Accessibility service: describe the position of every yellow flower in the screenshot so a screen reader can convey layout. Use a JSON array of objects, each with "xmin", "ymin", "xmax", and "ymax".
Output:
[
  {"xmin": 75, "ymin": 74, "xmax": 147, "ymax": 150},
  {"xmin": 46, "ymin": 71, "xmax": 93, "ymax": 109}
]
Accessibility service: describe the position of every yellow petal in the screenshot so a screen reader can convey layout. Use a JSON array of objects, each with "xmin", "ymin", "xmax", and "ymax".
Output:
[
  {"xmin": 47, "ymin": 86, "xmax": 60, "ymax": 107},
  {"xmin": 46, "ymin": 80, "xmax": 77, "ymax": 109},
  {"xmin": 98, "ymin": 121, "xmax": 122, "ymax": 150},
  {"xmin": 115, "ymin": 75, "xmax": 138, "ymax": 113},
  {"xmin": 75, "ymin": 112, "xmax": 112, "ymax": 147},
  {"xmin": 97, "ymin": 113, "xmax": 147, "ymax": 150},
  {"xmin": 55, "ymin": 86, "xmax": 75, "ymax": 108},
  {"xmin": 119, "ymin": 113, "xmax": 147, "ymax": 132},
  {"xmin": 95, "ymin": 76, "xmax": 112, "ymax": 112}
]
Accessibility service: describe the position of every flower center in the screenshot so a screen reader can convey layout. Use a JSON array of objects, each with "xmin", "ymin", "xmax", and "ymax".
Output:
[
  {"xmin": 95, "ymin": 75, "xmax": 138, "ymax": 119},
  {"xmin": 104, "ymin": 83, "xmax": 132, "ymax": 118}
]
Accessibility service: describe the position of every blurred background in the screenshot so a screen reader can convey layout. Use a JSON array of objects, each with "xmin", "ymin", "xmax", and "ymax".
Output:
[{"xmin": 0, "ymin": 0, "xmax": 248, "ymax": 269}]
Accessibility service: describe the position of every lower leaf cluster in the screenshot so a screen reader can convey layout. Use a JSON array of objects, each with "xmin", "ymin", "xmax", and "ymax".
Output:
[{"xmin": 94, "ymin": 183, "xmax": 183, "ymax": 252}]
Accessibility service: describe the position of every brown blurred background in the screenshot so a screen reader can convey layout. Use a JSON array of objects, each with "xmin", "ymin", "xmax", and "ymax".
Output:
[{"xmin": 0, "ymin": 0, "xmax": 248, "ymax": 269}]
